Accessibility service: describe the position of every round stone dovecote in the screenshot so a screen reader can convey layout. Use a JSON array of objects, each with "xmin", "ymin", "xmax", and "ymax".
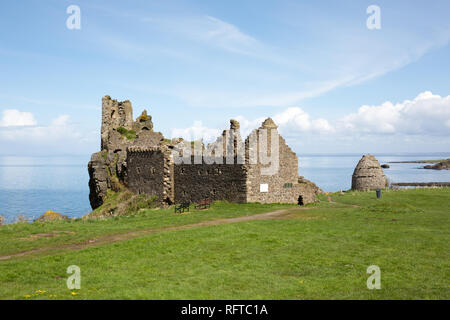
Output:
[{"xmin": 352, "ymin": 154, "xmax": 387, "ymax": 191}]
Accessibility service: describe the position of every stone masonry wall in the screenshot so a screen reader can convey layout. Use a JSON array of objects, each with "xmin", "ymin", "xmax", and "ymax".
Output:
[
  {"xmin": 126, "ymin": 147, "xmax": 165, "ymax": 199},
  {"xmin": 245, "ymin": 128, "xmax": 301, "ymax": 204},
  {"xmin": 174, "ymin": 156, "xmax": 247, "ymax": 204},
  {"xmin": 101, "ymin": 95, "xmax": 133, "ymax": 150},
  {"xmin": 126, "ymin": 146, "xmax": 174, "ymax": 204},
  {"xmin": 352, "ymin": 154, "xmax": 387, "ymax": 191}
]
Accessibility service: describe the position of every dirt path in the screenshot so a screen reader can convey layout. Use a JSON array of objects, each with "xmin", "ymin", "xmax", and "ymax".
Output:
[{"xmin": 0, "ymin": 207, "xmax": 308, "ymax": 262}]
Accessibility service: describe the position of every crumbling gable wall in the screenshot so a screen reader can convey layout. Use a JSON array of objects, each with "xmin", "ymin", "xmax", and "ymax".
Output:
[{"xmin": 245, "ymin": 119, "xmax": 301, "ymax": 204}]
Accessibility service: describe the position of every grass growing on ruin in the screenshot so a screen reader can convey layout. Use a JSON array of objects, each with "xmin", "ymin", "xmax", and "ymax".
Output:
[
  {"xmin": 117, "ymin": 127, "xmax": 137, "ymax": 140},
  {"xmin": 0, "ymin": 188, "xmax": 449, "ymax": 299}
]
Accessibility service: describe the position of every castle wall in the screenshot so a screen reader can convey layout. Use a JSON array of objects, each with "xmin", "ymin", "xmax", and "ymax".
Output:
[
  {"xmin": 174, "ymin": 156, "xmax": 247, "ymax": 203},
  {"xmin": 245, "ymin": 130, "xmax": 301, "ymax": 204},
  {"xmin": 126, "ymin": 146, "xmax": 174, "ymax": 204},
  {"xmin": 101, "ymin": 95, "xmax": 133, "ymax": 150},
  {"xmin": 126, "ymin": 148, "xmax": 165, "ymax": 201}
]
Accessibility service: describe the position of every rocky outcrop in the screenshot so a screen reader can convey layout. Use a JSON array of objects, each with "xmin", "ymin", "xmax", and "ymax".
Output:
[
  {"xmin": 352, "ymin": 154, "xmax": 387, "ymax": 191},
  {"xmin": 88, "ymin": 151, "xmax": 109, "ymax": 209},
  {"xmin": 423, "ymin": 159, "xmax": 450, "ymax": 170},
  {"xmin": 36, "ymin": 210, "xmax": 68, "ymax": 222}
]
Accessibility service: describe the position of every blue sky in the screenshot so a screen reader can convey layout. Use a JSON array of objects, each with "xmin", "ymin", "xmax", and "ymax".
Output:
[{"xmin": 0, "ymin": 0, "xmax": 449, "ymax": 156}]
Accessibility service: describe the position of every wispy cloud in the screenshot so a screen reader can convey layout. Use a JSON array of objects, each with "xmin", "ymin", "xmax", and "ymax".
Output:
[{"xmin": 84, "ymin": 6, "xmax": 450, "ymax": 109}]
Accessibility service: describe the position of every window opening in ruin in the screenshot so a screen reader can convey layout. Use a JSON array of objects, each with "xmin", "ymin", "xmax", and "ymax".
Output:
[
  {"xmin": 298, "ymin": 195, "xmax": 304, "ymax": 206},
  {"xmin": 136, "ymin": 167, "xmax": 141, "ymax": 174},
  {"xmin": 181, "ymin": 168, "xmax": 185, "ymax": 174},
  {"xmin": 151, "ymin": 167, "xmax": 156, "ymax": 174}
]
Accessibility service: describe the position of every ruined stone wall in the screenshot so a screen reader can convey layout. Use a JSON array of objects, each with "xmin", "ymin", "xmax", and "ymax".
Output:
[
  {"xmin": 245, "ymin": 129, "xmax": 301, "ymax": 204},
  {"xmin": 126, "ymin": 147, "xmax": 165, "ymax": 198},
  {"xmin": 101, "ymin": 95, "xmax": 133, "ymax": 150},
  {"xmin": 89, "ymin": 95, "xmax": 167, "ymax": 209},
  {"xmin": 125, "ymin": 146, "xmax": 174, "ymax": 204},
  {"xmin": 174, "ymin": 156, "xmax": 247, "ymax": 204}
]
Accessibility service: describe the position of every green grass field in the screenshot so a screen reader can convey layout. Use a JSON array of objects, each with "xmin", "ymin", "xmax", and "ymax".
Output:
[{"xmin": 0, "ymin": 188, "xmax": 449, "ymax": 299}]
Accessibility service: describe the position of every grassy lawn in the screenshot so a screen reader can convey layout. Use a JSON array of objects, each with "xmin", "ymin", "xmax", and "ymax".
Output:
[
  {"xmin": 0, "ymin": 188, "xmax": 449, "ymax": 299},
  {"xmin": 0, "ymin": 202, "xmax": 291, "ymax": 257}
]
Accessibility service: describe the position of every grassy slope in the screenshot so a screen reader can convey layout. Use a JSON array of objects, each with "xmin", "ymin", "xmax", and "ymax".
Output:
[
  {"xmin": 0, "ymin": 188, "xmax": 449, "ymax": 299},
  {"xmin": 0, "ymin": 202, "xmax": 290, "ymax": 256}
]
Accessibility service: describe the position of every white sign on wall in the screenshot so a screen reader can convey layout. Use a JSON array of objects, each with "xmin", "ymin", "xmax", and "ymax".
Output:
[{"xmin": 260, "ymin": 184, "xmax": 268, "ymax": 192}]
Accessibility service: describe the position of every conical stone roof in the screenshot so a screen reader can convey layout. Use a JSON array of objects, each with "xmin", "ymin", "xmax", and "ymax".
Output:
[{"xmin": 351, "ymin": 154, "xmax": 387, "ymax": 191}]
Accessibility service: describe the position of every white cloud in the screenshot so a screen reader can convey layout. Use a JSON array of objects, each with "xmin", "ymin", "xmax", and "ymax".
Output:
[
  {"xmin": 169, "ymin": 91, "xmax": 450, "ymax": 144},
  {"xmin": 51, "ymin": 115, "xmax": 70, "ymax": 126},
  {"xmin": 233, "ymin": 115, "xmax": 266, "ymax": 137},
  {"xmin": 272, "ymin": 107, "xmax": 334, "ymax": 134},
  {"xmin": 171, "ymin": 121, "xmax": 221, "ymax": 142},
  {"xmin": 337, "ymin": 91, "xmax": 450, "ymax": 135},
  {"xmin": 0, "ymin": 111, "xmax": 97, "ymax": 155},
  {"xmin": 199, "ymin": 16, "xmax": 260, "ymax": 55},
  {"xmin": 0, "ymin": 109, "xmax": 36, "ymax": 127}
]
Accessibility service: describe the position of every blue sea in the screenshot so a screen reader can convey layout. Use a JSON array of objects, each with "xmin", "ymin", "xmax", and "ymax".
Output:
[{"xmin": 1, "ymin": 153, "xmax": 449, "ymax": 223}]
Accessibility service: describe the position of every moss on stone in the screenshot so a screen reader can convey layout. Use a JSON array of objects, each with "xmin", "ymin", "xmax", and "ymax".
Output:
[{"xmin": 117, "ymin": 126, "xmax": 137, "ymax": 140}]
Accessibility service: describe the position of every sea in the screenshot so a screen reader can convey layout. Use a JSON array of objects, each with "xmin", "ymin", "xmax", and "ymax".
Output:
[{"xmin": 0, "ymin": 153, "xmax": 449, "ymax": 223}]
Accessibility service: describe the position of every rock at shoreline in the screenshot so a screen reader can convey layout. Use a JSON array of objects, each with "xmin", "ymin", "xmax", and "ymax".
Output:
[
  {"xmin": 381, "ymin": 164, "xmax": 390, "ymax": 169},
  {"xmin": 36, "ymin": 210, "xmax": 68, "ymax": 222},
  {"xmin": 352, "ymin": 154, "xmax": 387, "ymax": 191},
  {"xmin": 423, "ymin": 159, "xmax": 450, "ymax": 170}
]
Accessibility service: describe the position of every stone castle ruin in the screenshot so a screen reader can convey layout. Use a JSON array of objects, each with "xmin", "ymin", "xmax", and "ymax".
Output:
[{"xmin": 88, "ymin": 95, "xmax": 321, "ymax": 210}]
